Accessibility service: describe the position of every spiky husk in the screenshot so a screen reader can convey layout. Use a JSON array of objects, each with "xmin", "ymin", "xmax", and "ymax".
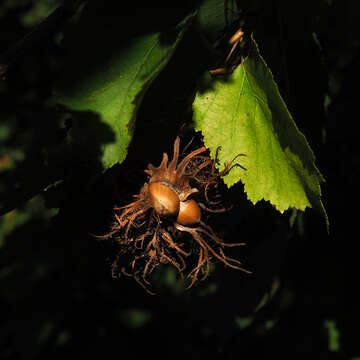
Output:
[{"xmin": 98, "ymin": 137, "xmax": 249, "ymax": 293}]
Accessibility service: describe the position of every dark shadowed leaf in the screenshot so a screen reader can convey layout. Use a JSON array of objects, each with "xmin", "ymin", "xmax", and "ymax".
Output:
[{"xmin": 55, "ymin": 6, "xmax": 195, "ymax": 170}]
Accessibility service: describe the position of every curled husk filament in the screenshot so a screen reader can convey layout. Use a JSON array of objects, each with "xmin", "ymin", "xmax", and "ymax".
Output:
[{"xmin": 98, "ymin": 137, "xmax": 249, "ymax": 293}]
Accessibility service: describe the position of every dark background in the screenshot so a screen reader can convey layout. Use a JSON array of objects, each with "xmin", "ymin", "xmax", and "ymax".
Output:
[{"xmin": 0, "ymin": 0, "xmax": 355, "ymax": 359}]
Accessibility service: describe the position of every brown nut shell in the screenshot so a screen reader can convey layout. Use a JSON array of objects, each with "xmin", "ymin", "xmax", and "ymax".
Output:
[
  {"xmin": 177, "ymin": 199, "xmax": 201, "ymax": 226},
  {"xmin": 148, "ymin": 182, "xmax": 180, "ymax": 217}
]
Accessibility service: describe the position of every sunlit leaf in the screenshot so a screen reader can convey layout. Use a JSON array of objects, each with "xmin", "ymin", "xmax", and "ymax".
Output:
[{"xmin": 193, "ymin": 36, "xmax": 328, "ymax": 225}]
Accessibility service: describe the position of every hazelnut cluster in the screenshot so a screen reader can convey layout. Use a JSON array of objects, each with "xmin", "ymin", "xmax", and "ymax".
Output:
[{"xmin": 100, "ymin": 137, "xmax": 249, "ymax": 293}]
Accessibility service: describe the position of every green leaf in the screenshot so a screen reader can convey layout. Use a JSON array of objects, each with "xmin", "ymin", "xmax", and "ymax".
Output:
[
  {"xmin": 1, "ymin": 6, "xmax": 196, "ymax": 216},
  {"xmin": 193, "ymin": 36, "xmax": 328, "ymax": 225},
  {"xmin": 55, "ymin": 8, "xmax": 195, "ymax": 170},
  {"xmin": 324, "ymin": 319, "xmax": 341, "ymax": 352},
  {"xmin": 197, "ymin": 0, "xmax": 240, "ymax": 43}
]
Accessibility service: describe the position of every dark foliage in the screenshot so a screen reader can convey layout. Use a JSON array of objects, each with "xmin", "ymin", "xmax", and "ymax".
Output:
[{"xmin": 0, "ymin": 0, "xmax": 354, "ymax": 359}]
